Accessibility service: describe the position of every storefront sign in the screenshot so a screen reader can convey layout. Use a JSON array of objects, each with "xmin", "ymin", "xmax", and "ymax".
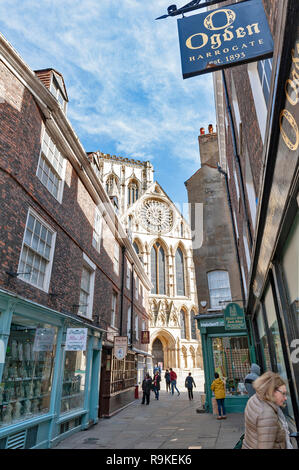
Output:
[
  {"xmin": 177, "ymin": 0, "xmax": 273, "ymax": 78},
  {"xmin": 253, "ymin": 20, "xmax": 299, "ymax": 299},
  {"xmin": 65, "ymin": 328, "xmax": 88, "ymax": 351},
  {"xmin": 224, "ymin": 303, "xmax": 246, "ymax": 330},
  {"xmin": 141, "ymin": 330, "xmax": 150, "ymax": 344},
  {"xmin": 114, "ymin": 336, "xmax": 128, "ymax": 360},
  {"xmin": 200, "ymin": 319, "xmax": 225, "ymax": 328},
  {"xmin": 33, "ymin": 328, "xmax": 56, "ymax": 352}
]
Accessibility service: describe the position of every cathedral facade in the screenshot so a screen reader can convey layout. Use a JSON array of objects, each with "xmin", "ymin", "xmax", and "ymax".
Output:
[{"xmin": 88, "ymin": 151, "xmax": 202, "ymax": 377}]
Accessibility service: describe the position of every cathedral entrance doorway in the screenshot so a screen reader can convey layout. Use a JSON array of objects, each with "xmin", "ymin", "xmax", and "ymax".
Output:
[{"xmin": 152, "ymin": 338, "xmax": 164, "ymax": 369}]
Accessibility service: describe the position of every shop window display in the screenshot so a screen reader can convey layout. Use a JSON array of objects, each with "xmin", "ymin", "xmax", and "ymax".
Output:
[
  {"xmin": 212, "ymin": 336, "xmax": 251, "ymax": 395},
  {"xmin": 61, "ymin": 350, "xmax": 87, "ymax": 413},
  {"xmin": 256, "ymin": 308, "xmax": 272, "ymax": 370},
  {"xmin": 264, "ymin": 285, "xmax": 295, "ymax": 421},
  {"xmin": 0, "ymin": 315, "xmax": 57, "ymax": 427}
]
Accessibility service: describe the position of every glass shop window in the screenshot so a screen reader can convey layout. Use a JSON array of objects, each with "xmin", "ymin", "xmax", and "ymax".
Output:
[
  {"xmin": 256, "ymin": 307, "xmax": 271, "ymax": 371},
  {"xmin": 61, "ymin": 349, "xmax": 87, "ymax": 414},
  {"xmin": 282, "ymin": 214, "xmax": 299, "ymax": 336},
  {"xmin": 0, "ymin": 315, "xmax": 57, "ymax": 427},
  {"xmin": 212, "ymin": 336, "xmax": 251, "ymax": 396},
  {"xmin": 263, "ymin": 285, "xmax": 295, "ymax": 420}
]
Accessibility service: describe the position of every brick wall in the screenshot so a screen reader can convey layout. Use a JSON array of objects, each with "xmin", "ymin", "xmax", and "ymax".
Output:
[{"xmin": 0, "ymin": 58, "xmax": 149, "ymax": 341}]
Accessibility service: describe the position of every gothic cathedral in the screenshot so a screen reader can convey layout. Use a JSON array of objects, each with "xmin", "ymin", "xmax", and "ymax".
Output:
[{"xmin": 89, "ymin": 151, "xmax": 202, "ymax": 380}]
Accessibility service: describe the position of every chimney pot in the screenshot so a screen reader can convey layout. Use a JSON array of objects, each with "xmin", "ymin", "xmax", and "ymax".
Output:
[{"xmin": 200, "ymin": 127, "xmax": 205, "ymax": 135}]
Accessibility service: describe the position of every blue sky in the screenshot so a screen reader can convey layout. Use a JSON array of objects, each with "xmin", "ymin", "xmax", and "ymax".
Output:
[{"xmin": 0, "ymin": 0, "xmax": 216, "ymax": 206}]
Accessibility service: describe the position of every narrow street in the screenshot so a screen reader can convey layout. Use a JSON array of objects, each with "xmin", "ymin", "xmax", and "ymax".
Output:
[{"xmin": 54, "ymin": 388, "xmax": 244, "ymax": 450}]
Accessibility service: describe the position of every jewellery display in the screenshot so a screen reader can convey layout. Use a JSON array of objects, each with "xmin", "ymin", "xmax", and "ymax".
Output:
[
  {"xmin": 61, "ymin": 351, "xmax": 86, "ymax": 414},
  {"xmin": 0, "ymin": 321, "xmax": 57, "ymax": 427}
]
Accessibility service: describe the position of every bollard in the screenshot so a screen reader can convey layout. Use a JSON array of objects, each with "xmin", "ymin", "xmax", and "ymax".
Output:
[{"xmin": 135, "ymin": 384, "xmax": 139, "ymax": 399}]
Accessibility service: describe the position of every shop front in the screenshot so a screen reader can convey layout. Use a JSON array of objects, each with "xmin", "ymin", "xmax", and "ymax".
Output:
[
  {"xmin": 0, "ymin": 289, "xmax": 103, "ymax": 449},
  {"xmin": 196, "ymin": 307, "xmax": 255, "ymax": 414}
]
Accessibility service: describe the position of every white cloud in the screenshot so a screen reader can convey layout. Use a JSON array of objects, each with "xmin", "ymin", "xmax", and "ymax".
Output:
[{"xmin": 0, "ymin": 0, "xmax": 216, "ymax": 201}]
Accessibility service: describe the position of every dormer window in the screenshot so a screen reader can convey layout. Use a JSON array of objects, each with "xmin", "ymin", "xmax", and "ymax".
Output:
[{"xmin": 50, "ymin": 74, "xmax": 67, "ymax": 113}]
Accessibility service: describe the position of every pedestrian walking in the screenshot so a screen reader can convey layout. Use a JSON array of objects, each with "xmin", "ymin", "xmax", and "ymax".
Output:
[
  {"xmin": 211, "ymin": 373, "xmax": 226, "ymax": 420},
  {"xmin": 169, "ymin": 368, "xmax": 180, "ymax": 396},
  {"xmin": 141, "ymin": 373, "xmax": 152, "ymax": 405},
  {"xmin": 244, "ymin": 363, "xmax": 260, "ymax": 397},
  {"xmin": 152, "ymin": 371, "xmax": 161, "ymax": 400},
  {"xmin": 242, "ymin": 371, "xmax": 293, "ymax": 449},
  {"xmin": 185, "ymin": 372, "xmax": 196, "ymax": 400},
  {"xmin": 164, "ymin": 369, "xmax": 171, "ymax": 393}
]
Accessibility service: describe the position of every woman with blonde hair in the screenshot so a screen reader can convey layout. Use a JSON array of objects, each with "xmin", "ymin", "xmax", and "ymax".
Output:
[{"xmin": 242, "ymin": 371, "xmax": 293, "ymax": 449}]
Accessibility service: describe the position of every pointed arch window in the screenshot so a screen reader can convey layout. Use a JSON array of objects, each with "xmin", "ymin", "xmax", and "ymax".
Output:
[
  {"xmin": 128, "ymin": 179, "xmax": 139, "ymax": 206},
  {"xmin": 133, "ymin": 242, "xmax": 139, "ymax": 255},
  {"xmin": 175, "ymin": 247, "xmax": 185, "ymax": 296},
  {"xmin": 180, "ymin": 310, "xmax": 186, "ymax": 339},
  {"xmin": 106, "ymin": 175, "xmax": 119, "ymax": 195},
  {"xmin": 191, "ymin": 310, "xmax": 197, "ymax": 340},
  {"xmin": 151, "ymin": 242, "xmax": 165, "ymax": 295}
]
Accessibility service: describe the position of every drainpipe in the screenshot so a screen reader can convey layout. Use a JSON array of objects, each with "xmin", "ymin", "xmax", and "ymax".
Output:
[
  {"xmin": 221, "ymin": 70, "xmax": 253, "ymax": 249},
  {"xmin": 130, "ymin": 264, "xmax": 134, "ymax": 348},
  {"xmin": 217, "ymin": 163, "xmax": 246, "ymax": 307},
  {"xmin": 119, "ymin": 245, "xmax": 126, "ymax": 336}
]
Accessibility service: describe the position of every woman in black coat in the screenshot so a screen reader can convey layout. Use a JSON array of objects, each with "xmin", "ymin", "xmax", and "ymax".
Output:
[
  {"xmin": 141, "ymin": 373, "xmax": 152, "ymax": 405},
  {"xmin": 153, "ymin": 372, "xmax": 161, "ymax": 400}
]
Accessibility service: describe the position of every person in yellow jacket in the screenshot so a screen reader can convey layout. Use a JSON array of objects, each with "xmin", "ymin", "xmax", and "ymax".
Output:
[{"xmin": 211, "ymin": 373, "xmax": 227, "ymax": 420}]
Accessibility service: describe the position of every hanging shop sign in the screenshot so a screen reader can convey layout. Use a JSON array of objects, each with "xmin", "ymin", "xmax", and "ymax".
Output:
[
  {"xmin": 141, "ymin": 330, "xmax": 150, "ymax": 344},
  {"xmin": 224, "ymin": 303, "xmax": 246, "ymax": 330},
  {"xmin": 177, "ymin": 0, "xmax": 273, "ymax": 78},
  {"xmin": 114, "ymin": 336, "xmax": 128, "ymax": 360},
  {"xmin": 65, "ymin": 328, "xmax": 88, "ymax": 351}
]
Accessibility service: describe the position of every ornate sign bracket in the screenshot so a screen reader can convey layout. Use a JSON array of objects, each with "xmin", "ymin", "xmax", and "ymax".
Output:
[{"xmin": 155, "ymin": 0, "xmax": 234, "ymax": 20}]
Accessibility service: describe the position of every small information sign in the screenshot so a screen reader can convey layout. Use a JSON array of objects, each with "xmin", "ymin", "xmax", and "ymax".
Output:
[
  {"xmin": 33, "ymin": 328, "xmax": 56, "ymax": 352},
  {"xmin": 65, "ymin": 328, "xmax": 88, "ymax": 351}
]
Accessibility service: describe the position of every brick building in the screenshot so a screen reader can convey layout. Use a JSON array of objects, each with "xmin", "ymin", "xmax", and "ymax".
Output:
[
  {"xmin": 209, "ymin": 0, "xmax": 298, "ymax": 438},
  {"xmin": 0, "ymin": 33, "xmax": 151, "ymax": 448}
]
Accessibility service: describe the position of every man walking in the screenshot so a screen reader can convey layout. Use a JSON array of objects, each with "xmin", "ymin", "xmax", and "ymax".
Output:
[
  {"xmin": 153, "ymin": 371, "xmax": 161, "ymax": 400},
  {"xmin": 185, "ymin": 372, "xmax": 196, "ymax": 400},
  {"xmin": 141, "ymin": 373, "xmax": 152, "ymax": 405},
  {"xmin": 169, "ymin": 368, "xmax": 180, "ymax": 396}
]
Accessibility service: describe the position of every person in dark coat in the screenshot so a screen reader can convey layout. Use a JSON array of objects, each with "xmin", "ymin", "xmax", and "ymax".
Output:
[
  {"xmin": 244, "ymin": 363, "xmax": 260, "ymax": 397},
  {"xmin": 164, "ymin": 369, "xmax": 171, "ymax": 393},
  {"xmin": 185, "ymin": 372, "xmax": 196, "ymax": 400},
  {"xmin": 153, "ymin": 371, "xmax": 161, "ymax": 400},
  {"xmin": 141, "ymin": 373, "xmax": 152, "ymax": 405}
]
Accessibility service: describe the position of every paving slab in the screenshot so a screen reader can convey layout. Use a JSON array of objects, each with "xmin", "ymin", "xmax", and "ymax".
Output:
[{"xmin": 53, "ymin": 390, "xmax": 245, "ymax": 449}]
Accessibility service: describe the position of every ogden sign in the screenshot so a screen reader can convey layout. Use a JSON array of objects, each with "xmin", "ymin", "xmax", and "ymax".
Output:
[{"xmin": 177, "ymin": 0, "xmax": 273, "ymax": 78}]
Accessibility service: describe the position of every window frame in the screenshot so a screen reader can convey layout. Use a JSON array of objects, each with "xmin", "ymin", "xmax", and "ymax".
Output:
[
  {"xmin": 78, "ymin": 253, "xmax": 96, "ymax": 320},
  {"xmin": 207, "ymin": 270, "xmax": 232, "ymax": 310},
  {"xmin": 18, "ymin": 208, "xmax": 56, "ymax": 293},
  {"xmin": 92, "ymin": 206, "xmax": 103, "ymax": 253},
  {"xmin": 36, "ymin": 126, "xmax": 66, "ymax": 203}
]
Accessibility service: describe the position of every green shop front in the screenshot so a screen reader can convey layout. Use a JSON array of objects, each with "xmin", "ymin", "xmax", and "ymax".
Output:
[
  {"xmin": 195, "ymin": 303, "xmax": 255, "ymax": 414},
  {"xmin": 0, "ymin": 288, "xmax": 104, "ymax": 448}
]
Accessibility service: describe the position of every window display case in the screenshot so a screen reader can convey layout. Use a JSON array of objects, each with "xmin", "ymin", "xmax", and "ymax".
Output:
[
  {"xmin": 212, "ymin": 336, "xmax": 251, "ymax": 396},
  {"xmin": 61, "ymin": 350, "xmax": 87, "ymax": 413},
  {"xmin": 0, "ymin": 315, "xmax": 57, "ymax": 427}
]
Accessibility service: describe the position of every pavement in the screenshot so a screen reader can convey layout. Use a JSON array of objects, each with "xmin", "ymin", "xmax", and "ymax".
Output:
[{"xmin": 54, "ymin": 387, "xmax": 245, "ymax": 450}]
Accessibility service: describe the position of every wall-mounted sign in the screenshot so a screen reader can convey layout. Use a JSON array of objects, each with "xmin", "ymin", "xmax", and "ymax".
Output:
[
  {"xmin": 200, "ymin": 319, "xmax": 225, "ymax": 328},
  {"xmin": 141, "ymin": 330, "xmax": 150, "ymax": 344},
  {"xmin": 224, "ymin": 303, "xmax": 246, "ymax": 330},
  {"xmin": 177, "ymin": 0, "xmax": 273, "ymax": 78},
  {"xmin": 114, "ymin": 336, "xmax": 128, "ymax": 360},
  {"xmin": 33, "ymin": 328, "xmax": 56, "ymax": 352},
  {"xmin": 65, "ymin": 328, "xmax": 88, "ymax": 351}
]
